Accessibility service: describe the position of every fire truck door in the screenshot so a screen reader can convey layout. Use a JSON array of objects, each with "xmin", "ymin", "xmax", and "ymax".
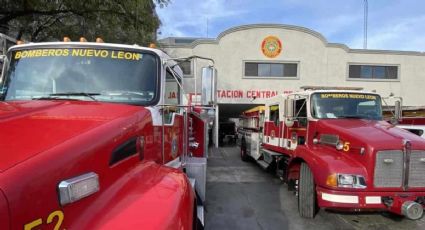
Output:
[
  {"xmin": 289, "ymin": 99, "xmax": 307, "ymax": 149},
  {"xmin": 264, "ymin": 104, "xmax": 280, "ymax": 147}
]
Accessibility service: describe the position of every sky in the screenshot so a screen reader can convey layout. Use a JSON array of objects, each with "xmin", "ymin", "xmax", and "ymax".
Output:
[{"xmin": 156, "ymin": 0, "xmax": 425, "ymax": 51}]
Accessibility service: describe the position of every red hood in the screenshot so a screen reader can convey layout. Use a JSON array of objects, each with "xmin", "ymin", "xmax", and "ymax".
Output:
[
  {"xmin": 316, "ymin": 119, "xmax": 425, "ymax": 151},
  {"xmin": 0, "ymin": 100, "xmax": 145, "ymax": 172}
]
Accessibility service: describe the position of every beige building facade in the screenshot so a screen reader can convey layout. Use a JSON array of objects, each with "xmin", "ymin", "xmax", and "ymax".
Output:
[{"xmin": 159, "ymin": 24, "xmax": 425, "ymax": 118}]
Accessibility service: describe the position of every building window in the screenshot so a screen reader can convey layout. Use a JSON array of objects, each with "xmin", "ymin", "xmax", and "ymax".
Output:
[
  {"xmin": 245, "ymin": 62, "xmax": 298, "ymax": 78},
  {"xmin": 178, "ymin": 60, "xmax": 192, "ymax": 76},
  {"xmin": 349, "ymin": 65, "xmax": 398, "ymax": 80}
]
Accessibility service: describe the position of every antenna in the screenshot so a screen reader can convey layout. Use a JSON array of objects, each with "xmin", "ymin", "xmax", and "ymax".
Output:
[
  {"xmin": 206, "ymin": 17, "xmax": 209, "ymax": 38},
  {"xmin": 363, "ymin": 0, "xmax": 368, "ymax": 49}
]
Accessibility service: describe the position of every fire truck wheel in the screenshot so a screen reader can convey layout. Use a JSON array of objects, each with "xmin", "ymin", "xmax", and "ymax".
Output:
[
  {"xmin": 240, "ymin": 138, "xmax": 249, "ymax": 161},
  {"xmin": 298, "ymin": 162, "xmax": 317, "ymax": 218}
]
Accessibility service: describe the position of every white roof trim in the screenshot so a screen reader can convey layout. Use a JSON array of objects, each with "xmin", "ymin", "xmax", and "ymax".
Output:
[{"xmin": 159, "ymin": 24, "xmax": 425, "ymax": 56}]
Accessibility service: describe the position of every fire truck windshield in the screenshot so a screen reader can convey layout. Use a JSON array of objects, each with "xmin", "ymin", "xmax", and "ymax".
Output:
[
  {"xmin": 311, "ymin": 92, "xmax": 382, "ymax": 120},
  {"xmin": 1, "ymin": 48, "xmax": 159, "ymax": 105}
]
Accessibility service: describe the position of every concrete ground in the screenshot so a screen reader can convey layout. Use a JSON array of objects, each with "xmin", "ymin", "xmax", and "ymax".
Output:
[{"xmin": 204, "ymin": 146, "xmax": 425, "ymax": 230}]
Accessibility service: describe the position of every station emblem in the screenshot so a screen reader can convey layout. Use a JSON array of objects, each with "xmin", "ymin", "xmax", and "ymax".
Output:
[{"xmin": 261, "ymin": 36, "xmax": 282, "ymax": 58}]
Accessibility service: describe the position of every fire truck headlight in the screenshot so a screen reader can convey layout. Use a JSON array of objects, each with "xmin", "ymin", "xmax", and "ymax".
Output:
[
  {"xmin": 58, "ymin": 172, "xmax": 100, "ymax": 205},
  {"xmin": 337, "ymin": 174, "xmax": 366, "ymax": 189},
  {"xmin": 338, "ymin": 174, "xmax": 354, "ymax": 185},
  {"xmin": 326, "ymin": 174, "xmax": 366, "ymax": 189}
]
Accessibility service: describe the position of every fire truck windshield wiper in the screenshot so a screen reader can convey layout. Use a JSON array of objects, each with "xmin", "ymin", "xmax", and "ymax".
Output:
[
  {"xmin": 337, "ymin": 115, "xmax": 365, "ymax": 119},
  {"xmin": 45, "ymin": 92, "xmax": 100, "ymax": 101},
  {"xmin": 49, "ymin": 92, "xmax": 100, "ymax": 101}
]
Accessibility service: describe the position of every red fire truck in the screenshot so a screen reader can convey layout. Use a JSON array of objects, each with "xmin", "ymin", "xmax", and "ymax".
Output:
[
  {"xmin": 239, "ymin": 87, "xmax": 425, "ymax": 219},
  {"xmin": 237, "ymin": 106, "xmax": 265, "ymax": 161},
  {"xmin": 0, "ymin": 38, "xmax": 216, "ymax": 229}
]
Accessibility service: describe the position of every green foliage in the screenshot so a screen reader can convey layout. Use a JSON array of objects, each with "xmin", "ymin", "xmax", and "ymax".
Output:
[{"xmin": 0, "ymin": 0, "xmax": 169, "ymax": 45}]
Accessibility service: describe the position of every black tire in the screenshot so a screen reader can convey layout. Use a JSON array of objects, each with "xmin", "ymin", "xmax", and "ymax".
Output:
[
  {"xmin": 298, "ymin": 162, "xmax": 317, "ymax": 218},
  {"xmin": 240, "ymin": 138, "xmax": 249, "ymax": 162}
]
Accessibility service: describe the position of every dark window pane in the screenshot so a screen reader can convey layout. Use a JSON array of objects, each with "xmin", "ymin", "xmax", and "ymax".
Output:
[
  {"xmin": 258, "ymin": 63, "xmax": 270, "ymax": 76},
  {"xmin": 349, "ymin": 65, "xmax": 361, "ymax": 78},
  {"xmin": 284, "ymin": 63, "xmax": 297, "ymax": 77},
  {"xmin": 245, "ymin": 62, "xmax": 297, "ymax": 78},
  {"xmin": 166, "ymin": 70, "xmax": 174, "ymax": 80},
  {"xmin": 361, "ymin": 66, "xmax": 372, "ymax": 78},
  {"xmin": 179, "ymin": 61, "xmax": 191, "ymax": 75},
  {"xmin": 245, "ymin": 63, "xmax": 258, "ymax": 76},
  {"xmin": 269, "ymin": 105, "xmax": 279, "ymax": 125},
  {"xmin": 270, "ymin": 64, "xmax": 284, "ymax": 76},
  {"xmin": 387, "ymin": 66, "xmax": 398, "ymax": 79},
  {"xmin": 349, "ymin": 65, "xmax": 398, "ymax": 79},
  {"xmin": 374, "ymin": 66, "xmax": 385, "ymax": 79}
]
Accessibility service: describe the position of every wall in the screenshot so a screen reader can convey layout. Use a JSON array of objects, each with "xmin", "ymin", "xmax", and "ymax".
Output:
[{"xmin": 159, "ymin": 24, "xmax": 425, "ymax": 107}]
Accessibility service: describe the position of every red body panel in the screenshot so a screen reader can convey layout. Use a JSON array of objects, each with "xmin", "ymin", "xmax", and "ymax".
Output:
[
  {"xmin": 0, "ymin": 100, "xmax": 194, "ymax": 230},
  {"xmin": 0, "ymin": 189, "xmax": 9, "ymax": 230},
  {"xmin": 399, "ymin": 117, "xmax": 425, "ymax": 125},
  {"xmin": 190, "ymin": 113, "xmax": 206, "ymax": 157},
  {"xmin": 74, "ymin": 162, "xmax": 194, "ymax": 230},
  {"xmin": 163, "ymin": 115, "xmax": 185, "ymax": 163},
  {"xmin": 0, "ymin": 101, "xmax": 160, "ymax": 171}
]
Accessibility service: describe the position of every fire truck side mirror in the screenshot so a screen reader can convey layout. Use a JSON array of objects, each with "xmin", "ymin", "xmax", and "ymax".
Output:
[
  {"xmin": 0, "ymin": 55, "xmax": 5, "ymax": 71},
  {"xmin": 201, "ymin": 66, "xmax": 216, "ymax": 106},
  {"xmin": 0, "ymin": 55, "xmax": 6, "ymax": 97},
  {"xmin": 284, "ymin": 99, "xmax": 295, "ymax": 127},
  {"xmin": 284, "ymin": 99, "xmax": 294, "ymax": 118}
]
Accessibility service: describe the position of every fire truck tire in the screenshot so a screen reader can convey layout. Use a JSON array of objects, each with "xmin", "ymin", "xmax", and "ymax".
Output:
[
  {"xmin": 298, "ymin": 162, "xmax": 317, "ymax": 218},
  {"xmin": 240, "ymin": 138, "xmax": 249, "ymax": 161}
]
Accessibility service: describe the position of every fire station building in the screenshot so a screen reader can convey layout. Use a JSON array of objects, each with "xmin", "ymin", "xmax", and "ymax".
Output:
[{"xmin": 159, "ymin": 24, "xmax": 425, "ymax": 119}]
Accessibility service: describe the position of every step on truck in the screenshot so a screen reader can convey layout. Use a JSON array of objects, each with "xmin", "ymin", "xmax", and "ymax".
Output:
[
  {"xmin": 239, "ymin": 86, "xmax": 425, "ymax": 219},
  {"xmin": 0, "ymin": 38, "xmax": 217, "ymax": 229}
]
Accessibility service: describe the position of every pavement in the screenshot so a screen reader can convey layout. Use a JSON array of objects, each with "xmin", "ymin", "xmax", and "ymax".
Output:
[{"xmin": 204, "ymin": 146, "xmax": 425, "ymax": 230}]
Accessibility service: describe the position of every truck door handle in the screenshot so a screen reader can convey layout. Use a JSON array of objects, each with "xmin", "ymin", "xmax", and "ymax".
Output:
[{"xmin": 420, "ymin": 158, "xmax": 425, "ymax": 163}]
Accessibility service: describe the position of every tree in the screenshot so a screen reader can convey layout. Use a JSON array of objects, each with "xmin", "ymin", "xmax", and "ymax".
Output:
[{"xmin": 0, "ymin": 0, "xmax": 168, "ymax": 45}]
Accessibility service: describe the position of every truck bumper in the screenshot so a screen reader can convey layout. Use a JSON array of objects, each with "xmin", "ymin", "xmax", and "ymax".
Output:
[{"xmin": 316, "ymin": 186, "xmax": 425, "ymax": 211}]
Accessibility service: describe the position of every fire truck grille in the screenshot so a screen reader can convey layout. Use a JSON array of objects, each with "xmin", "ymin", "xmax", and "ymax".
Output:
[
  {"xmin": 374, "ymin": 150, "xmax": 403, "ymax": 188},
  {"xmin": 408, "ymin": 150, "xmax": 425, "ymax": 188}
]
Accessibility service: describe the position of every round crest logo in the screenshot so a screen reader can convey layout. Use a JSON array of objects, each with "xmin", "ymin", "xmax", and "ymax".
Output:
[{"xmin": 261, "ymin": 36, "xmax": 282, "ymax": 58}]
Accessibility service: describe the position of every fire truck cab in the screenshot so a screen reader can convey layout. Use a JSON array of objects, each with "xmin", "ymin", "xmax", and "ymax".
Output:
[
  {"xmin": 239, "ymin": 87, "xmax": 425, "ymax": 219},
  {"xmin": 0, "ymin": 40, "xmax": 215, "ymax": 229}
]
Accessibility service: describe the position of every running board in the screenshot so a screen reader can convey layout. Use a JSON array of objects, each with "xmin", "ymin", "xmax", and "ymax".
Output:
[
  {"xmin": 197, "ymin": 205, "xmax": 204, "ymax": 226},
  {"xmin": 189, "ymin": 177, "xmax": 205, "ymax": 227},
  {"xmin": 257, "ymin": 159, "xmax": 270, "ymax": 169},
  {"xmin": 261, "ymin": 148, "xmax": 282, "ymax": 164}
]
